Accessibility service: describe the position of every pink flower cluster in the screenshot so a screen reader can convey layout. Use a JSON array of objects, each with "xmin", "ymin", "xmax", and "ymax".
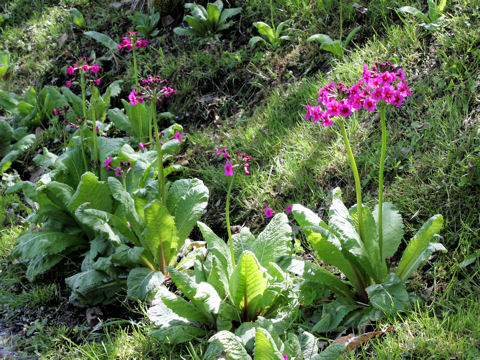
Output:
[
  {"xmin": 66, "ymin": 57, "xmax": 101, "ymax": 87},
  {"xmin": 262, "ymin": 203, "xmax": 274, "ymax": 218},
  {"xmin": 305, "ymin": 62, "xmax": 412, "ymax": 126},
  {"xmin": 128, "ymin": 76, "xmax": 177, "ymax": 105},
  {"xmin": 217, "ymin": 147, "xmax": 252, "ymax": 176},
  {"xmin": 118, "ymin": 31, "xmax": 149, "ymax": 51},
  {"xmin": 103, "ymin": 157, "xmax": 132, "ymax": 177}
]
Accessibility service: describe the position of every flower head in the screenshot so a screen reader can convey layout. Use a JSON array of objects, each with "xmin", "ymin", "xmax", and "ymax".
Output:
[
  {"xmin": 265, "ymin": 208, "xmax": 274, "ymax": 218},
  {"xmin": 174, "ymin": 131, "xmax": 182, "ymax": 143},
  {"xmin": 67, "ymin": 66, "xmax": 75, "ymax": 75},
  {"xmin": 139, "ymin": 142, "xmax": 145, "ymax": 151},
  {"xmin": 103, "ymin": 157, "xmax": 113, "ymax": 168},
  {"xmin": 285, "ymin": 205, "xmax": 292, "ymax": 213},
  {"xmin": 65, "ymin": 80, "xmax": 72, "ymax": 88},
  {"xmin": 224, "ymin": 161, "xmax": 234, "ymax": 176}
]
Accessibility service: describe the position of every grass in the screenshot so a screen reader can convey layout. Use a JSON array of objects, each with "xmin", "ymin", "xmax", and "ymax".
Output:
[{"xmin": 0, "ymin": 0, "xmax": 479, "ymax": 358}]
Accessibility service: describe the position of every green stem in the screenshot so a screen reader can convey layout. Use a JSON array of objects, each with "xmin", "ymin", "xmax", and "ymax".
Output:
[
  {"xmin": 132, "ymin": 45, "xmax": 139, "ymax": 86},
  {"xmin": 92, "ymin": 102, "xmax": 99, "ymax": 177},
  {"xmin": 378, "ymin": 105, "xmax": 387, "ymax": 261},
  {"xmin": 339, "ymin": 0, "xmax": 343, "ymax": 42},
  {"xmin": 153, "ymin": 99, "xmax": 166, "ymax": 205},
  {"xmin": 225, "ymin": 172, "xmax": 236, "ymax": 268},
  {"xmin": 339, "ymin": 119, "xmax": 363, "ymax": 239},
  {"xmin": 79, "ymin": 71, "xmax": 88, "ymax": 171}
]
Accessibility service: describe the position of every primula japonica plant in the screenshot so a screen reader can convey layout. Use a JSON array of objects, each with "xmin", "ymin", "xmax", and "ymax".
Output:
[
  {"xmin": 147, "ymin": 147, "xmax": 295, "ymax": 344},
  {"xmin": 173, "ymin": 0, "xmax": 242, "ymax": 40},
  {"xmin": 118, "ymin": 31, "xmax": 149, "ymax": 86},
  {"xmin": 281, "ymin": 62, "xmax": 445, "ymax": 331}
]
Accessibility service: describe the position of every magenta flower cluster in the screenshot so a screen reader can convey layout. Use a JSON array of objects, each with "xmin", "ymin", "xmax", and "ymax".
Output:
[
  {"xmin": 217, "ymin": 147, "xmax": 252, "ymax": 177},
  {"xmin": 103, "ymin": 157, "xmax": 132, "ymax": 177},
  {"xmin": 305, "ymin": 62, "xmax": 412, "ymax": 126},
  {"xmin": 66, "ymin": 57, "xmax": 101, "ymax": 88},
  {"xmin": 128, "ymin": 76, "xmax": 177, "ymax": 105},
  {"xmin": 118, "ymin": 31, "xmax": 149, "ymax": 51}
]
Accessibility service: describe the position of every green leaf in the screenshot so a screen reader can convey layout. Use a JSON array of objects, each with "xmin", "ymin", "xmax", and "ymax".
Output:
[
  {"xmin": 307, "ymin": 33, "xmax": 333, "ymax": 43},
  {"xmin": 254, "ymin": 22, "xmax": 275, "ymax": 43},
  {"xmin": 219, "ymin": 7, "xmax": 242, "ymax": 24},
  {"xmin": 229, "ymin": 251, "xmax": 268, "ymax": 321},
  {"xmin": 292, "ymin": 204, "xmax": 322, "ymax": 228},
  {"xmin": 373, "ymin": 202, "xmax": 404, "ymax": 259},
  {"xmin": 343, "ymin": 26, "xmax": 361, "ymax": 48},
  {"xmin": 254, "ymin": 328, "xmax": 284, "ymax": 360},
  {"xmin": 207, "ymin": 3, "xmax": 221, "ymax": 29},
  {"xmin": 276, "ymin": 255, "xmax": 354, "ymax": 299},
  {"xmin": 127, "ymin": 267, "xmax": 165, "ymax": 300},
  {"xmin": 108, "ymin": 108, "xmax": 133, "ymax": 135},
  {"xmin": 70, "ymin": 8, "xmax": 84, "ymax": 27},
  {"xmin": 84, "ymin": 31, "xmax": 119, "ymax": 52},
  {"xmin": 396, "ymin": 215, "xmax": 443, "ymax": 281},
  {"xmin": 233, "ymin": 214, "xmax": 292, "ymax": 271},
  {"xmin": 0, "ymin": 133, "xmax": 36, "ymax": 174},
  {"xmin": 299, "ymin": 331, "xmax": 319, "ymax": 359},
  {"xmin": 14, "ymin": 232, "xmax": 86, "ymax": 260},
  {"xmin": 67, "ymin": 172, "xmax": 113, "ymax": 213},
  {"xmin": 150, "ymin": 286, "xmax": 211, "ymax": 326},
  {"xmin": 25, "ymin": 254, "xmax": 63, "ymax": 281},
  {"xmin": 54, "ymin": 147, "xmax": 86, "ymax": 188},
  {"xmin": 111, "ymin": 245, "xmax": 144, "ymax": 266},
  {"xmin": 397, "ymin": 6, "xmax": 430, "ymax": 23},
  {"xmin": 0, "ymin": 51, "xmax": 10, "ymax": 77},
  {"xmin": 66, "ymin": 269, "xmax": 121, "ymax": 305},
  {"xmin": 320, "ymin": 40, "xmax": 343, "ymax": 57},
  {"xmin": 312, "ymin": 343, "xmax": 346, "ymax": 360},
  {"xmin": 75, "ymin": 206, "xmax": 124, "ymax": 245},
  {"xmin": 173, "ymin": 27, "xmax": 195, "ymax": 37},
  {"xmin": 167, "ymin": 179, "xmax": 209, "ymax": 244},
  {"xmin": 33, "ymin": 147, "xmax": 58, "ymax": 167},
  {"xmin": 248, "ymin": 36, "xmax": 266, "ymax": 47},
  {"xmin": 143, "ymin": 200, "xmax": 178, "ymax": 267},
  {"xmin": 312, "ymin": 298, "xmax": 359, "ymax": 333},
  {"xmin": 208, "ymin": 331, "xmax": 252, "ymax": 360},
  {"xmin": 122, "ymin": 100, "xmax": 151, "ymax": 142},
  {"xmin": 0, "ymin": 120, "xmax": 13, "ymax": 156},
  {"xmin": 96, "ymin": 136, "xmax": 128, "ymax": 163},
  {"xmin": 198, "ymin": 221, "xmax": 233, "ymax": 275},
  {"xmin": 207, "ymin": 255, "xmax": 229, "ymax": 298},
  {"xmin": 305, "ymin": 227, "xmax": 361, "ymax": 295},
  {"xmin": 366, "ymin": 273, "xmax": 410, "ymax": 314}
]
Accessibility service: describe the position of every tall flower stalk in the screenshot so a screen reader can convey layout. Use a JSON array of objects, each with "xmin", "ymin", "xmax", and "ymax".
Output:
[
  {"xmin": 118, "ymin": 31, "xmax": 149, "ymax": 87},
  {"xmin": 217, "ymin": 147, "xmax": 252, "ymax": 267}
]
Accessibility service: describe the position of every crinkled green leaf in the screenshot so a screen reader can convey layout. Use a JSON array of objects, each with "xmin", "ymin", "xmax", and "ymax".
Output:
[
  {"xmin": 373, "ymin": 202, "xmax": 404, "ymax": 259},
  {"xmin": 366, "ymin": 273, "xmax": 410, "ymax": 315},
  {"xmin": 254, "ymin": 328, "xmax": 284, "ymax": 360},
  {"xmin": 396, "ymin": 215, "xmax": 443, "ymax": 281},
  {"xmin": 84, "ymin": 31, "xmax": 119, "ymax": 52},
  {"xmin": 208, "ymin": 331, "xmax": 252, "ymax": 360},
  {"xmin": 14, "ymin": 232, "xmax": 86, "ymax": 260},
  {"xmin": 67, "ymin": 172, "xmax": 113, "ymax": 213},
  {"xmin": 127, "ymin": 267, "xmax": 165, "ymax": 300}
]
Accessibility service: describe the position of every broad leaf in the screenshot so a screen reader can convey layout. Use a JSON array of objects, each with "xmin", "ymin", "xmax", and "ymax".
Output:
[
  {"xmin": 396, "ymin": 215, "xmax": 443, "ymax": 280},
  {"xmin": 0, "ymin": 51, "xmax": 10, "ymax": 77},
  {"xmin": 366, "ymin": 273, "xmax": 409, "ymax": 314},
  {"xmin": 209, "ymin": 331, "xmax": 252, "ymax": 360},
  {"xmin": 70, "ymin": 8, "xmax": 85, "ymax": 27},
  {"xmin": 143, "ymin": 200, "xmax": 178, "ymax": 267},
  {"xmin": 292, "ymin": 204, "xmax": 322, "ymax": 228},
  {"xmin": 312, "ymin": 343, "xmax": 346, "ymax": 360},
  {"xmin": 67, "ymin": 172, "xmax": 113, "ymax": 213},
  {"xmin": 84, "ymin": 31, "xmax": 119, "ymax": 52},
  {"xmin": 373, "ymin": 202, "xmax": 404, "ymax": 259},
  {"xmin": 254, "ymin": 22, "xmax": 275, "ymax": 43},
  {"xmin": 255, "ymin": 328, "xmax": 284, "ymax": 360},
  {"xmin": 14, "ymin": 232, "xmax": 86, "ymax": 260},
  {"xmin": 312, "ymin": 298, "xmax": 360, "ymax": 333},
  {"xmin": 397, "ymin": 6, "xmax": 430, "ymax": 23},
  {"xmin": 198, "ymin": 221, "xmax": 233, "ymax": 276},
  {"xmin": 66, "ymin": 269, "xmax": 122, "ymax": 305},
  {"xmin": 229, "ymin": 251, "xmax": 268, "ymax": 321},
  {"xmin": 167, "ymin": 179, "xmax": 209, "ymax": 244},
  {"xmin": 127, "ymin": 267, "xmax": 165, "ymax": 300}
]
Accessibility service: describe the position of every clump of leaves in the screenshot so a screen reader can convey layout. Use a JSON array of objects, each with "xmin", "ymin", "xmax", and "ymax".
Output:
[
  {"xmin": 173, "ymin": 0, "xmax": 241, "ymax": 40},
  {"xmin": 249, "ymin": 20, "xmax": 295, "ymax": 48},
  {"xmin": 307, "ymin": 26, "xmax": 360, "ymax": 58},
  {"xmin": 397, "ymin": 0, "xmax": 447, "ymax": 31},
  {"xmin": 147, "ymin": 214, "xmax": 295, "ymax": 343},
  {"xmin": 130, "ymin": 11, "xmax": 160, "ymax": 37}
]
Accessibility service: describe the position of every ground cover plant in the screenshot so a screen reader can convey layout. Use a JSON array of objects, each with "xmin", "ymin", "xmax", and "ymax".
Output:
[{"xmin": 0, "ymin": 0, "xmax": 479, "ymax": 359}]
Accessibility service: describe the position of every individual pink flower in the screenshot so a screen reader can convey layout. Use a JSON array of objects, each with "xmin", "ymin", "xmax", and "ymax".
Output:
[
  {"xmin": 363, "ymin": 97, "xmax": 377, "ymax": 112},
  {"xmin": 321, "ymin": 112, "xmax": 333, "ymax": 127},
  {"xmin": 67, "ymin": 66, "xmax": 75, "ymax": 75},
  {"xmin": 285, "ymin": 205, "xmax": 292, "ymax": 213},
  {"xmin": 391, "ymin": 92, "xmax": 404, "ymax": 107},
  {"xmin": 139, "ymin": 142, "xmax": 145, "ymax": 150},
  {"xmin": 115, "ymin": 167, "xmax": 123, "ymax": 177},
  {"xmin": 103, "ymin": 157, "xmax": 113, "ymax": 168},
  {"xmin": 371, "ymin": 87, "xmax": 384, "ymax": 101},
  {"xmin": 82, "ymin": 64, "xmax": 89, "ymax": 71},
  {"xmin": 65, "ymin": 80, "xmax": 72, "ymax": 88},
  {"xmin": 396, "ymin": 81, "xmax": 412, "ymax": 97},
  {"xmin": 382, "ymin": 85, "xmax": 395, "ymax": 103},
  {"xmin": 338, "ymin": 102, "xmax": 353, "ymax": 117},
  {"xmin": 326, "ymin": 100, "xmax": 340, "ymax": 116},
  {"xmin": 53, "ymin": 108, "xmax": 59, "ymax": 115},
  {"xmin": 128, "ymin": 89, "xmax": 138, "ymax": 105},
  {"xmin": 217, "ymin": 146, "xmax": 228, "ymax": 155},
  {"xmin": 90, "ymin": 63, "xmax": 101, "ymax": 73},
  {"xmin": 93, "ymin": 78, "xmax": 101, "ymax": 86},
  {"xmin": 174, "ymin": 131, "xmax": 182, "ymax": 143},
  {"xmin": 265, "ymin": 208, "xmax": 274, "ymax": 218},
  {"xmin": 396, "ymin": 68, "xmax": 406, "ymax": 81},
  {"xmin": 243, "ymin": 163, "xmax": 250, "ymax": 175},
  {"xmin": 224, "ymin": 161, "xmax": 234, "ymax": 176},
  {"xmin": 283, "ymin": 356, "xmax": 288, "ymax": 360}
]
